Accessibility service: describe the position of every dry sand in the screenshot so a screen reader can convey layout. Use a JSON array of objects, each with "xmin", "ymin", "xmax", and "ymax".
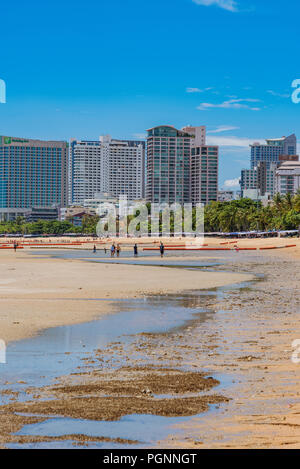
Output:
[
  {"xmin": 0, "ymin": 236, "xmax": 299, "ymax": 449},
  {"xmin": 0, "ymin": 248, "xmax": 252, "ymax": 343}
]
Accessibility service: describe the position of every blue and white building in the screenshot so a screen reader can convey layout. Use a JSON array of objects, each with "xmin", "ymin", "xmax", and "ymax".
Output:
[
  {"xmin": 0, "ymin": 136, "xmax": 68, "ymax": 221},
  {"xmin": 251, "ymin": 134, "xmax": 297, "ymax": 169}
]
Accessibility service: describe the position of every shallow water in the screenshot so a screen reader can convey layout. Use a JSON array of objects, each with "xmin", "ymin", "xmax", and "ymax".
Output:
[
  {"xmin": 13, "ymin": 413, "xmax": 195, "ymax": 448},
  {"xmin": 0, "ymin": 291, "xmax": 221, "ymax": 397},
  {"xmin": 0, "ymin": 250, "xmax": 257, "ymax": 448},
  {"xmin": 31, "ymin": 248, "xmax": 249, "ymax": 268}
]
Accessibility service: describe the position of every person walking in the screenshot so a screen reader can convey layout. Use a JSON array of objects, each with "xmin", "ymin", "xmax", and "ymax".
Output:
[
  {"xmin": 13, "ymin": 242, "xmax": 18, "ymax": 253},
  {"xmin": 116, "ymin": 244, "xmax": 121, "ymax": 257},
  {"xmin": 134, "ymin": 244, "xmax": 138, "ymax": 257},
  {"xmin": 93, "ymin": 245, "xmax": 97, "ymax": 254},
  {"xmin": 160, "ymin": 242, "xmax": 165, "ymax": 258}
]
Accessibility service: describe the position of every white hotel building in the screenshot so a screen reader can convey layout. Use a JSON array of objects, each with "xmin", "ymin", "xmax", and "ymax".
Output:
[
  {"xmin": 70, "ymin": 136, "xmax": 145, "ymax": 205},
  {"xmin": 275, "ymin": 161, "xmax": 300, "ymax": 195}
]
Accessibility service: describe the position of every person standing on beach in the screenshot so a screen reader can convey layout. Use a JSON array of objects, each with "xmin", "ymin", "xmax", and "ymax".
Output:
[
  {"xmin": 93, "ymin": 245, "xmax": 97, "ymax": 254},
  {"xmin": 134, "ymin": 244, "xmax": 138, "ymax": 257},
  {"xmin": 160, "ymin": 242, "xmax": 165, "ymax": 258},
  {"xmin": 111, "ymin": 244, "xmax": 115, "ymax": 257},
  {"xmin": 13, "ymin": 242, "xmax": 18, "ymax": 253},
  {"xmin": 116, "ymin": 244, "xmax": 121, "ymax": 257}
]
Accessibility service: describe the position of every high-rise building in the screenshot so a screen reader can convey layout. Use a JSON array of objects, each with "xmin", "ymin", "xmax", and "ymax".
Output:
[
  {"xmin": 191, "ymin": 145, "xmax": 219, "ymax": 205},
  {"xmin": 275, "ymin": 162, "xmax": 300, "ymax": 195},
  {"xmin": 257, "ymin": 162, "xmax": 277, "ymax": 197},
  {"xmin": 146, "ymin": 126, "xmax": 192, "ymax": 204},
  {"xmin": 241, "ymin": 134, "xmax": 298, "ymax": 199},
  {"xmin": 146, "ymin": 125, "xmax": 218, "ymax": 205},
  {"xmin": 182, "ymin": 126, "xmax": 206, "ymax": 146},
  {"xmin": 240, "ymin": 169, "xmax": 258, "ymax": 194},
  {"xmin": 240, "ymin": 163, "xmax": 277, "ymax": 198},
  {"xmin": 251, "ymin": 134, "xmax": 297, "ymax": 169},
  {"xmin": 0, "ymin": 136, "xmax": 68, "ymax": 221},
  {"xmin": 70, "ymin": 136, "xmax": 145, "ymax": 205}
]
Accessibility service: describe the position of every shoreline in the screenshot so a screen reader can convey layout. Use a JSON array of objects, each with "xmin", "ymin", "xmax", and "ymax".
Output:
[
  {"xmin": 0, "ymin": 248, "xmax": 253, "ymax": 344},
  {"xmin": 0, "ymin": 239, "xmax": 299, "ymax": 447}
]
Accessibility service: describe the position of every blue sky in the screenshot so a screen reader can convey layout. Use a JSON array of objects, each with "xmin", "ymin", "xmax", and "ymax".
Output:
[{"xmin": 0, "ymin": 0, "xmax": 300, "ymax": 188}]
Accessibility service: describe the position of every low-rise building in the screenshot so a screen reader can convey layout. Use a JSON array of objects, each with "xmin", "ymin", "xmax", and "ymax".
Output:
[
  {"xmin": 25, "ymin": 207, "xmax": 60, "ymax": 223},
  {"xmin": 218, "ymin": 190, "xmax": 234, "ymax": 202}
]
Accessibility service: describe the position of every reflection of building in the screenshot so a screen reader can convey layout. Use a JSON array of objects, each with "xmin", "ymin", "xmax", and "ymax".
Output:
[
  {"xmin": 146, "ymin": 125, "xmax": 218, "ymax": 205},
  {"xmin": 70, "ymin": 136, "xmax": 145, "ymax": 205},
  {"xmin": 0, "ymin": 135, "xmax": 68, "ymax": 221},
  {"xmin": 275, "ymin": 162, "xmax": 300, "ymax": 195}
]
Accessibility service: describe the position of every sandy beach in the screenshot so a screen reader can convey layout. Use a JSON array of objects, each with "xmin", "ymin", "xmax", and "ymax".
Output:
[
  {"xmin": 0, "ymin": 246, "xmax": 252, "ymax": 343},
  {"xmin": 0, "ymin": 236, "xmax": 299, "ymax": 449}
]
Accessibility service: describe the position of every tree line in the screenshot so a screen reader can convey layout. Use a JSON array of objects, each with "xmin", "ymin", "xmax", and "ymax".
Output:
[
  {"xmin": 0, "ymin": 192, "xmax": 299, "ymax": 235},
  {"xmin": 204, "ymin": 192, "xmax": 300, "ymax": 233}
]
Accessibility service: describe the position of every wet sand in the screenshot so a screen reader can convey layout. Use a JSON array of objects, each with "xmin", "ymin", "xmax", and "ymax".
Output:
[
  {"xmin": 0, "ymin": 249, "xmax": 252, "ymax": 343},
  {"xmin": 162, "ymin": 252, "xmax": 300, "ymax": 448},
  {"xmin": 0, "ymin": 237, "xmax": 299, "ymax": 448}
]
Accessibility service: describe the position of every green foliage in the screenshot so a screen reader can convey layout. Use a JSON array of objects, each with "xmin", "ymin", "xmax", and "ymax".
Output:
[
  {"xmin": 204, "ymin": 194, "xmax": 300, "ymax": 232},
  {"xmin": 0, "ymin": 219, "xmax": 82, "ymax": 235},
  {"xmin": 0, "ymin": 193, "xmax": 299, "ymax": 236}
]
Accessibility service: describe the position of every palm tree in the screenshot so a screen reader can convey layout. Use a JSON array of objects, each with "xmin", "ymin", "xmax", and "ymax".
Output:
[
  {"xmin": 273, "ymin": 193, "xmax": 283, "ymax": 211},
  {"xmin": 283, "ymin": 193, "xmax": 294, "ymax": 210}
]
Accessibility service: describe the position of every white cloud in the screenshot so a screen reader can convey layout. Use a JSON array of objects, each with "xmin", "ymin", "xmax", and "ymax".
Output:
[
  {"xmin": 206, "ymin": 135, "xmax": 264, "ymax": 147},
  {"xmin": 186, "ymin": 87, "xmax": 202, "ymax": 93},
  {"xmin": 132, "ymin": 133, "xmax": 147, "ymax": 140},
  {"xmin": 224, "ymin": 178, "xmax": 240, "ymax": 188},
  {"xmin": 207, "ymin": 125, "xmax": 240, "ymax": 133},
  {"xmin": 192, "ymin": 0, "xmax": 238, "ymax": 12},
  {"xmin": 267, "ymin": 90, "xmax": 290, "ymax": 99},
  {"xmin": 197, "ymin": 98, "xmax": 261, "ymax": 111},
  {"xmin": 186, "ymin": 87, "xmax": 213, "ymax": 93}
]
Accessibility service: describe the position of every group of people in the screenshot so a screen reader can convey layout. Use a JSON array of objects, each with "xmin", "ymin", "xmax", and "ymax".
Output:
[
  {"xmin": 95, "ymin": 242, "xmax": 165, "ymax": 258},
  {"xmin": 110, "ymin": 244, "xmax": 121, "ymax": 257}
]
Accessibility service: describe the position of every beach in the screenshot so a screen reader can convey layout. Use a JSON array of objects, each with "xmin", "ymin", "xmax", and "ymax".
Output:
[
  {"xmin": 0, "ymin": 245, "xmax": 252, "ymax": 343},
  {"xmin": 0, "ymin": 237, "xmax": 299, "ymax": 448}
]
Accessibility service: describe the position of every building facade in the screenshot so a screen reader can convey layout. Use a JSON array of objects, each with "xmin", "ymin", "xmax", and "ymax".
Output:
[
  {"xmin": 70, "ymin": 136, "xmax": 145, "ymax": 205},
  {"xmin": 218, "ymin": 190, "xmax": 234, "ymax": 202},
  {"xmin": 182, "ymin": 126, "xmax": 206, "ymax": 146},
  {"xmin": 241, "ymin": 134, "xmax": 298, "ymax": 199},
  {"xmin": 240, "ymin": 163, "xmax": 276, "ymax": 198},
  {"xmin": 240, "ymin": 169, "xmax": 258, "ymax": 194},
  {"xmin": 146, "ymin": 126, "xmax": 192, "ymax": 204},
  {"xmin": 0, "ymin": 136, "xmax": 68, "ymax": 220},
  {"xmin": 191, "ymin": 145, "xmax": 219, "ymax": 205},
  {"xmin": 146, "ymin": 125, "xmax": 218, "ymax": 205},
  {"xmin": 251, "ymin": 134, "xmax": 297, "ymax": 169},
  {"xmin": 275, "ymin": 162, "xmax": 300, "ymax": 195}
]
